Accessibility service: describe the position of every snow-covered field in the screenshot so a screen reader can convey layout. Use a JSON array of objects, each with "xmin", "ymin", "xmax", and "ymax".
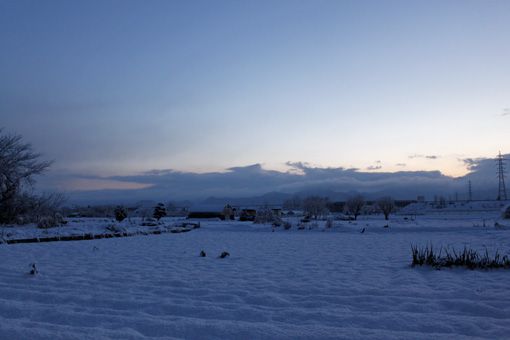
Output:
[{"xmin": 1, "ymin": 212, "xmax": 510, "ymax": 339}]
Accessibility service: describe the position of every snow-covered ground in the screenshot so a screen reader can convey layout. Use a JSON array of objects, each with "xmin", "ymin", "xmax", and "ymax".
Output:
[
  {"xmin": 0, "ymin": 217, "xmax": 190, "ymax": 242},
  {"xmin": 1, "ymin": 212, "xmax": 510, "ymax": 339}
]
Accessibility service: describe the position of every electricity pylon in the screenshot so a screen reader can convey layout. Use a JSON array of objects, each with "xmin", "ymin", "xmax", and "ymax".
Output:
[{"xmin": 497, "ymin": 151, "xmax": 507, "ymax": 201}]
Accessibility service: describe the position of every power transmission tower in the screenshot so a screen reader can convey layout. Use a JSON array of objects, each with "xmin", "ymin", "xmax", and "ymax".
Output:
[
  {"xmin": 468, "ymin": 180, "xmax": 472, "ymax": 201},
  {"xmin": 497, "ymin": 151, "xmax": 507, "ymax": 201}
]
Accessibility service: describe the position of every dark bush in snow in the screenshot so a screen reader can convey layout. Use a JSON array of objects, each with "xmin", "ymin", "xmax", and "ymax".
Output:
[
  {"xmin": 411, "ymin": 244, "xmax": 510, "ymax": 270},
  {"xmin": 153, "ymin": 203, "xmax": 167, "ymax": 221},
  {"xmin": 502, "ymin": 205, "xmax": 510, "ymax": 219},
  {"xmin": 325, "ymin": 218, "xmax": 334, "ymax": 228},
  {"xmin": 219, "ymin": 251, "xmax": 230, "ymax": 258},
  {"xmin": 283, "ymin": 221, "xmax": 292, "ymax": 230},
  {"xmin": 37, "ymin": 213, "xmax": 65, "ymax": 229},
  {"xmin": 114, "ymin": 206, "xmax": 127, "ymax": 222}
]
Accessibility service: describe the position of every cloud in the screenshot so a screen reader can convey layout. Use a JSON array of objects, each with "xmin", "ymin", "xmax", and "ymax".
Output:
[
  {"xmin": 59, "ymin": 178, "xmax": 153, "ymax": 191},
  {"xmin": 44, "ymin": 162, "xmax": 457, "ymax": 204},
  {"xmin": 408, "ymin": 154, "xmax": 440, "ymax": 160},
  {"xmin": 366, "ymin": 165, "xmax": 382, "ymax": 171},
  {"xmin": 461, "ymin": 157, "xmax": 484, "ymax": 171},
  {"xmin": 42, "ymin": 154, "xmax": 507, "ymax": 204},
  {"xmin": 502, "ymin": 108, "xmax": 510, "ymax": 116},
  {"xmin": 396, "ymin": 163, "xmax": 407, "ymax": 167}
]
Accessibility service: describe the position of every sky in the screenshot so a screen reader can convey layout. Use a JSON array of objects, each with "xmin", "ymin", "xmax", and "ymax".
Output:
[{"xmin": 1, "ymin": 0, "xmax": 510, "ymax": 201}]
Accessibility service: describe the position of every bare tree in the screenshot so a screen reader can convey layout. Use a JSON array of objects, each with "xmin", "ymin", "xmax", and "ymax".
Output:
[
  {"xmin": 282, "ymin": 196, "xmax": 302, "ymax": 211},
  {"xmin": 254, "ymin": 205, "xmax": 279, "ymax": 224},
  {"xmin": 302, "ymin": 196, "xmax": 329, "ymax": 219},
  {"xmin": 345, "ymin": 195, "xmax": 365, "ymax": 220},
  {"xmin": 0, "ymin": 130, "xmax": 53, "ymax": 223},
  {"xmin": 377, "ymin": 196, "xmax": 395, "ymax": 220}
]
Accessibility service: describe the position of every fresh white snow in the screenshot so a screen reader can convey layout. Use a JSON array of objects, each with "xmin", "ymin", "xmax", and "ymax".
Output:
[{"xmin": 1, "ymin": 212, "xmax": 510, "ymax": 339}]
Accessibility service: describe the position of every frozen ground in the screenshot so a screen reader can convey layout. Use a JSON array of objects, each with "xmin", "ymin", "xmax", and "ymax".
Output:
[{"xmin": 0, "ymin": 212, "xmax": 510, "ymax": 339}]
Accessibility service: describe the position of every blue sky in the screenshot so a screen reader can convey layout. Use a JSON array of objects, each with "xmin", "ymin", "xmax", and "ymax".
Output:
[{"xmin": 1, "ymin": 0, "xmax": 510, "ymax": 197}]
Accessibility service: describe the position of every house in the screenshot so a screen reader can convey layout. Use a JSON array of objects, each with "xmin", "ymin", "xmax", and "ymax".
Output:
[
  {"xmin": 239, "ymin": 208, "xmax": 257, "ymax": 221},
  {"xmin": 186, "ymin": 203, "xmax": 239, "ymax": 220},
  {"xmin": 187, "ymin": 203, "xmax": 226, "ymax": 220},
  {"xmin": 271, "ymin": 208, "xmax": 282, "ymax": 217}
]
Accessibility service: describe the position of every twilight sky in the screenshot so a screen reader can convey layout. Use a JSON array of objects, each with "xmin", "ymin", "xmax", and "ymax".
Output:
[{"xmin": 1, "ymin": 0, "xmax": 510, "ymax": 198}]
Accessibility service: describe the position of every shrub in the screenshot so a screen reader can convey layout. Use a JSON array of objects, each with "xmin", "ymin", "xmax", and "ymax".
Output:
[
  {"xmin": 325, "ymin": 218, "xmax": 334, "ymax": 228},
  {"xmin": 37, "ymin": 213, "xmax": 65, "ymax": 229},
  {"xmin": 114, "ymin": 206, "xmax": 127, "ymax": 222},
  {"xmin": 411, "ymin": 244, "xmax": 510, "ymax": 270},
  {"xmin": 283, "ymin": 221, "xmax": 292, "ymax": 230},
  {"xmin": 153, "ymin": 203, "xmax": 167, "ymax": 221},
  {"xmin": 502, "ymin": 205, "xmax": 510, "ymax": 219}
]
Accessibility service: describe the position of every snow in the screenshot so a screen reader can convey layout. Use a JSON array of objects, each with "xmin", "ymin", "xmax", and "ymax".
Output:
[
  {"xmin": 0, "ymin": 217, "xmax": 189, "ymax": 242},
  {"xmin": 1, "ymin": 212, "xmax": 510, "ymax": 339}
]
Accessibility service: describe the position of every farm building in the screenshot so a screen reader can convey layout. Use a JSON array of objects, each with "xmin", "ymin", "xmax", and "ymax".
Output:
[{"xmin": 187, "ymin": 203, "xmax": 237, "ymax": 220}]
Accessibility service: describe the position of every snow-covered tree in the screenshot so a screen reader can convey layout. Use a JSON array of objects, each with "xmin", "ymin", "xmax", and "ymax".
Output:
[{"xmin": 0, "ymin": 129, "xmax": 53, "ymax": 224}]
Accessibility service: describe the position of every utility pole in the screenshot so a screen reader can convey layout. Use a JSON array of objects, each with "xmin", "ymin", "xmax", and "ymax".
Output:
[{"xmin": 497, "ymin": 151, "xmax": 507, "ymax": 201}]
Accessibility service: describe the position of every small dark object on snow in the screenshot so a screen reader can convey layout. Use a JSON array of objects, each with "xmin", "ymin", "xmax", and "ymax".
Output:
[
  {"xmin": 29, "ymin": 263, "xmax": 38, "ymax": 275},
  {"xmin": 200, "ymin": 250, "xmax": 206, "ymax": 257},
  {"xmin": 93, "ymin": 246, "xmax": 99, "ymax": 251},
  {"xmin": 360, "ymin": 228, "xmax": 365, "ymax": 233},
  {"xmin": 383, "ymin": 225, "xmax": 389, "ymax": 228},
  {"xmin": 219, "ymin": 251, "xmax": 230, "ymax": 259}
]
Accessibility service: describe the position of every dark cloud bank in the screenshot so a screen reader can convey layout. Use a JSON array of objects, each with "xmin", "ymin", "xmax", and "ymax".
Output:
[{"xmin": 42, "ymin": 156, "xmax": 508, "ymax": 205}]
